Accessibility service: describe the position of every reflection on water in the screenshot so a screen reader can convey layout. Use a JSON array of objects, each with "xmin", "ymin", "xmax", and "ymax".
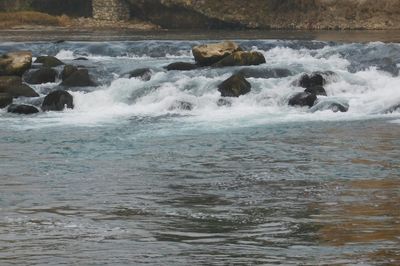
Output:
[{"xmin": 317, "ymin": 179, "xmax": 400, "ymax": 263}]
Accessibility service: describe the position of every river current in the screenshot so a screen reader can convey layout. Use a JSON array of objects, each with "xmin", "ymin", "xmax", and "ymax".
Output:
[{"xmin": 0, "ymin": 40, "xmax": 399, "ymax": 265}]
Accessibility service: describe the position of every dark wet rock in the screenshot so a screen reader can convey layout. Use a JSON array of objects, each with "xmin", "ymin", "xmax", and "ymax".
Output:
[
  {"xmin": 54, "ymin": 40, "xmax": 65, "ymax": 44},
  {"xmin": 0, "ymin": 51, "xmax": 32, "ymax": 76},
  {"xmin": 0, "ymin": 93, "xmax": 13, "ymax": 108},
  {"xmin": 61, "ymin": 69, "xmax": 96, "ymax": 87},
  {"xmin": 0, "ymin": 76, "xmax": 39, "ymax": 98},
  {"xmin": 213, "ymin": 51, "xmax": 266, "ymax": 67},
  {"xmin": 288, "ymin": 92, "xmax": 317, "ymax": 108},
  {"xmin": 123, "ymin": 68, "xmax": 153, "ymax": 81},
  {"xmin": 310, "ymin": 100, "xmax": 349, "ymax": 113},
  {"xmin": 238, "ymin": 68, "xmax": 292, "ymax": 79},
  {"xmin": 169, "ymin": 101, "xmax": 193, "ymax": 111},
  {"xmin": 34, "ymin": 56, "xmax": 64, "ymax": 67},
  {"xmin": 217, "ymin": 98, "xmax": 232, "ymax": 107},
  {"xmin": 74, "ymin": 57, "xmax": 89, "ymax": 61},
  {"xmin": 298, "ymin": 73, "xmax": 325, "ymax": 89},
  {"xmin": 61, "ymin": 65, "xmax": 78, "ymax": 81},
  {"xmin": 25, "ymin": 67, "xmax": 57, "ymax": 84},
  {"xmin": 165, "ymin": 62, "xmax": 198, "ymax": 71},
  {"xmin": 218, "ymin": 74, "xmax": 251, "ymax": 97},
  {"xmin": 192, "ymin": 41, "xmax": 242, "ymax": 66},
  {"xmin": 7, "ymin": 104, "xmax": 39, "ymax": 114},
  {"xmin": 42, "ymin": 90, "xmax": 74, "ymax": 111},
  {"xmin": 383, "ymin": 104, "xmax": 400, "ymax": 114},
  {"xmin": 304, "ymin": 85, "xmax": 327, "ymax": 96}
]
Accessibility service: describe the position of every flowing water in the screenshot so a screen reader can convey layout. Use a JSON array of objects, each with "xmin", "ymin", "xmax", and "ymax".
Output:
[{"xmin": 0, "ymin": 39, "xmax": 400, "ymax": 265}]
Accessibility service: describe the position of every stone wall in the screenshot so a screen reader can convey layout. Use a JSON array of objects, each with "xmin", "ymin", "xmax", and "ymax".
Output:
[{"xmin": 92, "ymin": 0, "xmax": 130, "ymax": 21}]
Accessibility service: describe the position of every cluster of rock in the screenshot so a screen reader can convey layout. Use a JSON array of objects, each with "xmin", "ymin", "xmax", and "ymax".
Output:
[
  {"xmin": 0, "ymin": 51, "xmax": 96, "ymax": 115},
  {"xmin": 161, "ymin": 41, "xmax": 349, "ymax": 112}
]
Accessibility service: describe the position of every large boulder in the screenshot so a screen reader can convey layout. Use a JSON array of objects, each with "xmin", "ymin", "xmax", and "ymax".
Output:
[
  {"xmin": 218, "ymin": 74, "xmax": 251, "ymax": 97},
  {"xmin": 34, "ymin": 56, "xmax": 64, "ymax": 67},
  {"xmin": 0, "ymin": 51, "xmax": 32, "ymax": 76},
  {"xmin": 288, "ymin": 92, "xmax": 317, "ymax": 108},
  {"xmin": 165, "ymin": 62, "xmax": 198, "ymax": 71},
  {"xmin": 213, "ymin": 51, "xmax": 266, "ymax": 67},
  {"xmin": 7, "ymin": 104, "xmax": 39, "ymax": 115},
  {"xmin": 122, "ymin": 68, "xmax": 152, "ymax": 81},
  {"xmin": 192, "ymin": 41, "xmax": 242, "ymax": 66},
  {"xmin": 61, "ymin": 69, "xmax": 96, "ymax": 87},
  {"xmin": 61, "ymin": 65, "xmax": 78, "ymax": 81},
  {"xmin": 42, "ymin": 90, "xmax": 74, "ymax": 111},
  {"xmin": 0, "ymin": 93, "xmax": 13, "ymax": 108},
  {"xmin": 0, "ymin": 76, "xmax": 39, "ymax": 98},
  {"xmin": 25, "ymin": 67, "xmax": 58, "ymax": 84}
]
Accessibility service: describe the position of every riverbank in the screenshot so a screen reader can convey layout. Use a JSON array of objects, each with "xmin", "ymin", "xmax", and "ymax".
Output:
[{"xmin": 1, "ymin": 28, "xmax": 400, "ymax": 43}]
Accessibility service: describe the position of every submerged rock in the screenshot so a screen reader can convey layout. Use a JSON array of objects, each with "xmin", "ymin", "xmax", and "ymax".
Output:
[
  {"xmin": 288, "ymin": 92, "xmax": 317, "ymax": 108},
  {"xmin": 25, "ymin": 67, "xmax": 58, "ymax": 84},
  {"xmin": 7, "ymin": 104, "xmax": 39, "ymax": 114},
  {"xmin": 0, "ymin": 51, "xmax": 32, "ymax": 76},
  {"xmin": 34, "ymin": 56, "xmax": 64, "ymax": 68},
  {"xmin": 61, "ymin": 69, "xmax": 96, "ymax": 87},
  {"xmin": 165, "ymin": 62, "xmax": 198, "ymax": 71},
  {"xmin": 192, "ymin": 41, "xmax": 242, "ymax": 66},
  {"xmin": 217, "ymin": 98, "xmax": 232, "ymax": 107},
  {"xmin": 238, "ymin": 68, "xmax": 292, "ymax": 79},
  {"xmin": 0, "ymin": 76, "xmax": 39, "ymax": 98},
  {"xmin": 304, "ymin": 85, "xmax": 327, "ymax": 96},
  {"xmin": 0, "ymin": 93, "xmax": 13, "ymax": 108},
  {"xmin": 310, "ymin": 100, "xmax": 349, "ymax": 113},
  {"xmin": 169, "ymin": 101, "xmax": 193, "ymax": 111},
  {"xmin": 213, "ymin": 51, "xmax": 266, "ymax": 67},
  {"xmin": 383, "ymin": 104, "xmax": 400, "ymax": 114},
  {"xmin": 123, "ymin": 68, "xmax": 153, "ymax": 81},
  {"xmin": 42, "ymin": 90, "xmax": 74, "ymax": 111},
  {"xmin": 218, "ymin": 74, "xmax": 251, "ymax": 97}
]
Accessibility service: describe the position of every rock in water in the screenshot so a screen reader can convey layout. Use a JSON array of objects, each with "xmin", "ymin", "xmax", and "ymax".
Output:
[
  {"xmin": 0, "ymin": 76, "xmax": 39, "ymax": 97},
  {"xmin": 218, "ymin": 74, "xmax": 251, "ymax": 97},
  {"xmin": 123, "ymin": 68, "xmax": 153, "ymax": 81},
  {"xmin": 288, "ymin": 92, "xmax": 317, "ymax": 108},
  {"xmin": 0, "ymin": 51, "xmax": 32, "ymax": 76},
  {"xmin": 213, "ymin": 51, "xmax": 266, "ymax": 67},
  {"xmin": 165, "ymin": 62, "xmax": 198, "ymax": 71},
  {"xmin": 42, "ymin": 90, "xmax": 74, "ymax": 111},
  {"xmin": 61, "ymin": 65, "xmax": 78, "ymax": 81},
  {"xmin": 168, "ymin": 101, "xmax": 193, "ymax": 111},
  {"xmin": 238, "ymin": 68, "xmax": 292, "ymax": 79},
  {"xmin": 25, "ymin": 67, "xmax": 58, "ymax": 84},
  {"xmin": 304, "ymin": 85, "xmax": 327, "ymax": 96},
  {"xmin": 192, "ymin": 41, "xmax": 242, "ymax": 66},
  {"xmin": 0, "ymin": 93, "xmax": 13, "ymax": 108},
  {"xmin": 298, "ymin": 73, "xmax": 326, "ymax": 88},
  {"xmin": 61, "ymin": 69, "xmax": 96, "ymax": 87},
  {"xmin": 34, "ymin": 56, "xmax": 64, "ymax": 67},
  {"xmin": 7, "ymin": 104, "xmax": 39, "ymax": 114}
]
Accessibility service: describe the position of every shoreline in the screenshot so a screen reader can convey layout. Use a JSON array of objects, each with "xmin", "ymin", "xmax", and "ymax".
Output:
[{"xmin": 1, "ymin": 28, "xmax": 400, "ymax": 43}]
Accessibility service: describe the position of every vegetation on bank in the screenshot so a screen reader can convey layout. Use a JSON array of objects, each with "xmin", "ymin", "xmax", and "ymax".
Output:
[{"xmin": 0, "ymin": 11, "xmax": 71, "ymax": 28}]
